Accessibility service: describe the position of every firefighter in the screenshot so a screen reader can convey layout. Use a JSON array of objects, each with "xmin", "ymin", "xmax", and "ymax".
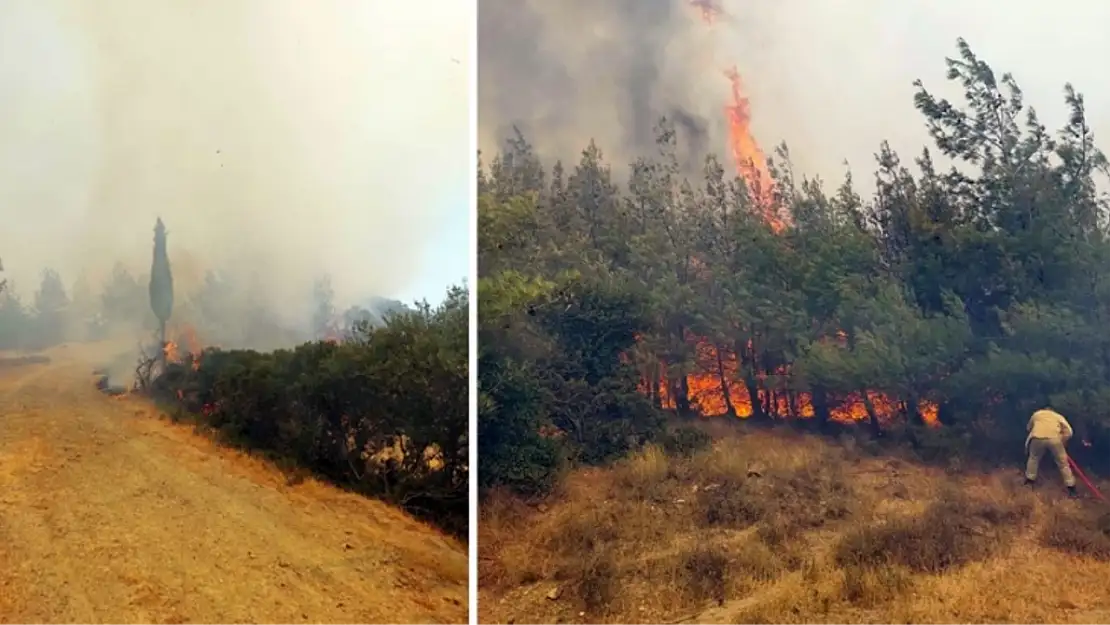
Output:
[{"xmin": 1024, "ymin": 407, "xmax": 1077, "ymax": 497}]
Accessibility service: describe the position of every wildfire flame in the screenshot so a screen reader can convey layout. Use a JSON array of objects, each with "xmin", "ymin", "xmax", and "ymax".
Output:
[
  {"xmin": 631, "ymin": 2, "xmax": 939, "ymax": 429},
  {"xmin": 722, "ymin": 66, "xmax": 780, "ymax": 228},
  {"xmin": 162, "ymin": 324, "xmax": 204, "ymax": 371},
  {"xmin": 689, "ymin": 0, "xmax": 782, "ymax": 230}
]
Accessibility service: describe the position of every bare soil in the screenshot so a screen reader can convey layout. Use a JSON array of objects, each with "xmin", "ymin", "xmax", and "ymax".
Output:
[{"xmin": 0, "ymin": 342, "xmax": 468, "ymax": 624}]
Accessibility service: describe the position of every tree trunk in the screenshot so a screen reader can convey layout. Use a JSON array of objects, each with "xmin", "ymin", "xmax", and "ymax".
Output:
[
  {"xmin": 671, "ymin": 375, "xmax": 692, "ymax": 416},
  {"xmin": 938, "ymin": 401, "xmax": 955, "ymax": 426},
  {"xmin": 736, "ymin": 337, "xmax": 765, "ymax": 420},
  {"xmin": 860, "ymin": 389, "xmax": 881, "ymax": 437},
  {"xmin": 740, "ymin": 378, "xmax": 759, "ymax": 419},
  {"xmin": 159, "ymin": 319, "xmax": 167, "ymax": 369},
  {"xmin": 905, "ymin": 393, "xmax": 924, "ymax": 426},
  {"xmin": 714, "ymin": 345, "xmax": 735, "ymax": 417},
  {"xmin": 812, "ymin": 385, "xmax": 831, "ymax": 428}
]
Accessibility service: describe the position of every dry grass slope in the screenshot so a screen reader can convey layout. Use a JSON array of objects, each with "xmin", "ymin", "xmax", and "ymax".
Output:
[{"xmin": 479, "ymin": 423, "xmax": 1110, "ymax": 624}]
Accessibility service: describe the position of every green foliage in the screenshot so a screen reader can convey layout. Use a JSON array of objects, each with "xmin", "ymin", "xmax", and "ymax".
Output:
[
  {"xmin": 153, "ymin": 285, "xmax": 469, "ymax": 537},
  {"xmin": 480, "ymin": 37, "xmax": 1110, "ymax": 488},
  {"xmin": 660, "ymin": 426, "xmax": 713, "ymax": 457}
]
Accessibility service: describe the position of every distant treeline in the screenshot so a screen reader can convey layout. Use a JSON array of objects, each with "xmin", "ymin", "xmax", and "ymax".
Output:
[{"xmin": 0, "ymin": 263, "xmax": 405, "ymax": 352}]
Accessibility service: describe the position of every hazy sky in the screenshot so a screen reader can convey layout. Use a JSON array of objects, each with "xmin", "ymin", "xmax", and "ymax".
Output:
[
  {"xmin": 481, "ymin": 0, "xmax": 1110, "ymax": 191},
  {"xmin": 0, "ymin": 0, "xmax": 470, "ymax": 310}
]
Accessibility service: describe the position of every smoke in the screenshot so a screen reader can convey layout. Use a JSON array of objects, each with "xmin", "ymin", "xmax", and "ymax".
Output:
[
  {"xmin": 480, "ymin": 0, "xmax": 1110, "ymax": 187},
  {"xmin": 0, "ymin": 0, "xmax": 469, "ymax": 341},
  {"xmin": 479, "ymin": 0, "xmax": 722, "ymax": 172}
]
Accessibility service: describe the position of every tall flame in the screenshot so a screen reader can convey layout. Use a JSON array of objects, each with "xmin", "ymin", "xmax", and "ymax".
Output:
[
  {"xmin": 689, "ymin": 0, "xmax": 782, "ymax": 230},
  {"xmin": 723, "ymin": 66, "xmax": 778, "ymax": 220}
]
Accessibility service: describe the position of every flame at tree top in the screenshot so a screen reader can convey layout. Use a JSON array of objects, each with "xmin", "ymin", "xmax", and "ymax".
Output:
[
  {"xmin": 689, "ymin": 1, "xmax": 782, "ymax": 230},
  {"xmin": 722, "ymin": 66, "xmax": 779, "ymax": 226}
]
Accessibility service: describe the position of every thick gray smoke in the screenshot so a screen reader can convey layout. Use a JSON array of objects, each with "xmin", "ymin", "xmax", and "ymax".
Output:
[
  {"xmin": 479, "ymin": 0, "xmax": 723, "ymax": 172},
  {"xmin": 0, "ymin": 0, "xmax": 469, "ymax": 340},
  {"xmin": 480, "ymin": 0, "xmax": 1110, "ymax": 188}
]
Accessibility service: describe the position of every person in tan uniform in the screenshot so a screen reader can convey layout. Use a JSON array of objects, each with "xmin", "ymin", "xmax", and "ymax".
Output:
[{"xmin": 1025, "ymin": 407, "xmax": 1077, "ymax": 497}]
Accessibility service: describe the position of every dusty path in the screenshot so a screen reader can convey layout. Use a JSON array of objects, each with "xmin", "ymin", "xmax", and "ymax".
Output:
[{"xmin": 0, "ymin": 344, "xmax": 468, "ymax": 624}]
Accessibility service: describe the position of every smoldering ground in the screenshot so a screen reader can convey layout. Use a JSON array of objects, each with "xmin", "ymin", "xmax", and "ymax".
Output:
[
  {"xmin": 0, "ymin": 0, "xmax": 469, "ymax": 343},
  {"xmin": 479, "ymin": 0, "xmax": 1110, "ymax": 187}
]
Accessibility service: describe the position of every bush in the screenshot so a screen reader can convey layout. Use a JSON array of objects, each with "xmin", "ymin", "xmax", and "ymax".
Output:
[
  {"xmin": 733, "ymin": 539, "xmax": 783, "ymax": 582},
  {"xmin": 1039, "ymin": 508, "xmax": 1110, "ymax": 560},
  {"xmin": 841, "ymin": 563, "xmax": 913, "ymax": 606},
  {"xmin": 613, "ymin": 444, "xmax": 673, "ymax": 501},
  {"xmin": 477, "ymin": 357, "xmax": 563, "ymax": 497},
  {"xmin": 696, "ymin": 457, "xmax": 856, "ymax": 536},
  {"xmin": 548, "ymin": 507, "xmax": 622, "ymax": 565},
  {"xmin": 680, "ymin": 547, "xmax": 729, "ymax": 606},
  {"xmin": 152, "ymin": 290, "xmax": 469, "ymax": 537},
  {"xmin": 575, "ymin": 550, "xmax": 618, "ymax": 616},
  {"xmin": 697, "ymin": 475, "xmax": 762, "ymax": 528},
  {"xmin": 661, "ymin": 426, "xmax": 713, "ymax": 457},
  {"xmin": 836, "ymin": 489, "xmax": 1030, "ymax": 573}
]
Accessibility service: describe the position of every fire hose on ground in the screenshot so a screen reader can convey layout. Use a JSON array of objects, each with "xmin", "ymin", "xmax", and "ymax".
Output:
[{"xmin": 1067, "ymin": 454, "xmax": 1107, "ymax": 502}]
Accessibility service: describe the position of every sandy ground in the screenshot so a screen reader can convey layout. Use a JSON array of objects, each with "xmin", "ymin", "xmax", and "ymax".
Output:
[{"xmin": 0, "ymin": 343, "xmax": 468, "ymax": 624}]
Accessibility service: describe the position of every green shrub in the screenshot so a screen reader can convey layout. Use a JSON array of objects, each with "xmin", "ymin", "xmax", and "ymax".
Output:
[
  {"xmin": 152, "ymin": 289, "xmax": 469, "ymax": 537},
  {"xmin": 662, "ymin": 426, "xmax": 713, "ymax": 457}
]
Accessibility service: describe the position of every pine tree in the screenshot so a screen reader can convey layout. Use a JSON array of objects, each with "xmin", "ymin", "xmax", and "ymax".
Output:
[{"xmin": 33, "ymin": 269, "xmax": 69, "ymax": 347}]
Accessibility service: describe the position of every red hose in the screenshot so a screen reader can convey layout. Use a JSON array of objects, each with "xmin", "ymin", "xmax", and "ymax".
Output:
[{"xmin": 1067, "ymin": 455, "xmax": 1106, "ymax": 502}]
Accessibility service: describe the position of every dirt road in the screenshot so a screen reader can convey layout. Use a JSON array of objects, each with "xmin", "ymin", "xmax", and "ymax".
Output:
[{"xmin": 0, "ymin": 344, "xmax": 468, "ymax": 624}]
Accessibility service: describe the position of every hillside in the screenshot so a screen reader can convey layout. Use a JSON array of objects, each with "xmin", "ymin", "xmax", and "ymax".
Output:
[
  {"xmin": 478, "ymin": 421, "xmax": 1110, "ymax": 624},
  {"xmin": 0, "ymin": 342, "xmax": 468, "ymax": 624}
]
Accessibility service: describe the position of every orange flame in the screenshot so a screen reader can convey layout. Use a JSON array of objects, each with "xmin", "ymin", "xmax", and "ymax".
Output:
[
  {"xmin": 639, "ymin": 340, "xmax": 938, "ymax": 427},
  {"xmin": 689, "ymin": 1, "xmax": 784, "ymax": 231},
  {"xmin": 723, "ymin": 67, "xmax": 778, "ymax": 219},
  {"xmin": 162, "ymin": 324, "xmax": 205, "ymax": 371}
]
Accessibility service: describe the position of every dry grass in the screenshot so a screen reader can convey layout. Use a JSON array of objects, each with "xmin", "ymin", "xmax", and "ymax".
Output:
[
  {"xmin": 836, "ymin": 487, "xmax": 1034, "ymax": 573},
  {"xmin": 1040, "ymin": 506, "xmax": 1110, "ymax": 560},
  {"xmin": 478, "ymin": 424, "xmax": 1110, "ymax": 624}
]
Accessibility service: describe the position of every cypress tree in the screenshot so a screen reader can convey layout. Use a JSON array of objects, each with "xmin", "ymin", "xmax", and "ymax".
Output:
[{"xmin": 149, "ymin": 218, "xmax": 174, "ymax": 358}]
